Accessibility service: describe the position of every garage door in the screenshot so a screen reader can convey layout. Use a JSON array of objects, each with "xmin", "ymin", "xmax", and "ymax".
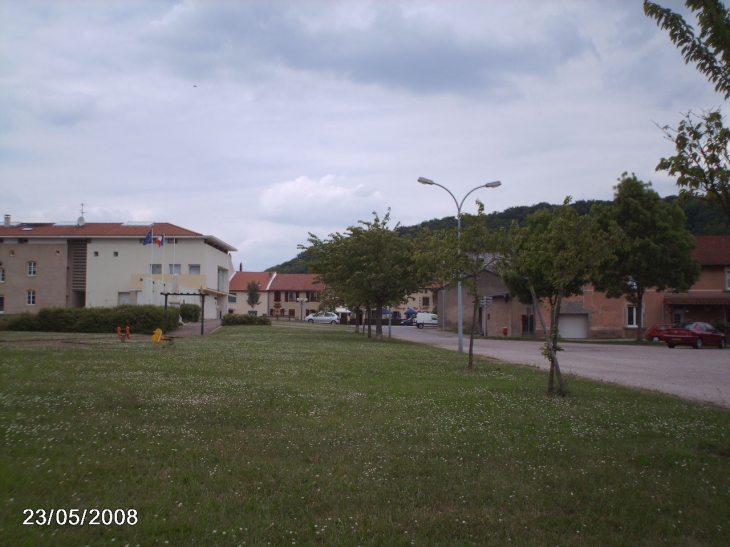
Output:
[{"xmin": 558, "ymin": 314, "xmax": 589, "ymax": 339}]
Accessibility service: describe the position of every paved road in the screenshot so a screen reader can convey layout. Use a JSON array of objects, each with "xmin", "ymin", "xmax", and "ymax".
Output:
[{"xmin": 388, "ymin": 326, "xmax": 730, "ymax": 408}]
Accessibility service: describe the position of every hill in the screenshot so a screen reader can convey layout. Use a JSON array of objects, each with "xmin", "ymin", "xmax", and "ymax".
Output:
[{"xmin": 266, "ymin": 196, "xmax": 729, "ymax": 273}]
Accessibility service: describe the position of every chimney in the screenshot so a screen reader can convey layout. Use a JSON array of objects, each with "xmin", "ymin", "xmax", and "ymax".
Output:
[
  {"xmin": 239, "ymin": 262, "xmax": 243, "ymax": 272},
  {"xmin": 4, "ymin": 214, "xmax": 10, "ymax": 228}
]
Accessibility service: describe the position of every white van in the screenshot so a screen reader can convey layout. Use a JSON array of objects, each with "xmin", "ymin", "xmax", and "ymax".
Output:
[{"xmin": 416, "ymin": 312, "xmax": 439, "ymax": 329}]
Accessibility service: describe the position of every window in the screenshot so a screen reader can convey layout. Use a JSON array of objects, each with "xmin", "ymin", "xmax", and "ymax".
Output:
[
  {"xmin": 627, "ymin": 305, "xmax": 644, "ymax": 328},
  {"xmin": 309, "ymin": 292, "xmax": 318, "ymax": 302},
  {"xmin": 27, "ymin": 261, "xmax": 36, "ymax": 276},
  {"xmin": 150, "ymin": 264, "xmax": 162, "ymax": 275},
  {"xmin": 248, "ymin": 311, "xmax": 258, "ymax": 316},
  {"xmin": 0, "ymin": 268, "xmax": 4, "ymax": 282},
  {"xmin": 726, "ymin": 269, "xmax": 730, "ymax": 291},
  {"xmin": 113, "ymin": 252, "xmax": 119, "ymax": 257},
  {"xmin": 188, "ymin": 264, "xmax": 201, "ymax": 275},
  {"xmin": 274, "ymin": 291, "xmax": 281, "ymax": 303},
  {"xmin": 288, "ymin": 309, "xmax": 295, "ymax": 317},
  {"xmin": 228, "ymin": 295, "xmax": 237, "ymax": 303},
  {"xmin": 286, "ymin": 291, "xmax": 297, "ymax": 302},
  {"xmin": 93, "ymin": 251, "xmax": 99, "ymax": 257},
  {"xmin": 422, "ymin": 296, "xmax": 430, "ymax": 307},
  {"xmin": 27, "ymin": 289, "xmax": 36, "ymax": 306},
  {"xmin": 169, "ymin": 264, "xmax": 181, "ymax": 275}
]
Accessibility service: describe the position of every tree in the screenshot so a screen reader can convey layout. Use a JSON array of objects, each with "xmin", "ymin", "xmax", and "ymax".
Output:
[
  {"xmin": 645, "ymin": 1, "xmax": 730, "ymax": 224},
  {"xmin": 591, "ymin": 173, "xmax": 701, "ymax": 341},
  {"xmin": 644, "ymin": 0, "xmax": 730, "ymax": 99},
  {"xmin": 496, "ymin": 199, "xmax": 621, "ymax": 395},
  {"xmin": 656, "ymin": 109, "xmax": 730, "ymax": 223},
  {"xmin": 427, "ymin": 201, "xmax": 500, "ymax": 369},
  {"xmin": 303, "ymin": 210, "xmax": 430, "ymax": 342},
  {"xmin": 246, "ymin": 281, "xmax": 261, "ymax": 312}
]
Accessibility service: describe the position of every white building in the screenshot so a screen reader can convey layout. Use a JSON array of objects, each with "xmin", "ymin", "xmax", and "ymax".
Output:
[{"xmin": 0, "ymin": 215, "xmax": 236, "ymax": 319}]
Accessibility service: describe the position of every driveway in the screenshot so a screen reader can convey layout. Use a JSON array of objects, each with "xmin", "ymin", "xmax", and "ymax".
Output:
[{"xmin": 388, "ymin": 327, "xmax": 730, "ymax": 409}]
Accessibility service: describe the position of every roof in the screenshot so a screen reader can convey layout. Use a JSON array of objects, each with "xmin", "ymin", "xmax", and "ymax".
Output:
[
  {"xmin": 268, "ymin": 273, "xmax": 322, "ymax": 292},
  {"xmin": 693, "ymin": 235, "xmax": 730, "ymax": 266},
  {"xmin": 230, "ymin": 271, "xmax": 275, "ymax": 291},
  {"xmin": 664, "ymin": 293, "xmax": 730, "ymax": 306},
  {"xmin": 1, "ymin": 221, "xmax": 236, "ymax": 252}
]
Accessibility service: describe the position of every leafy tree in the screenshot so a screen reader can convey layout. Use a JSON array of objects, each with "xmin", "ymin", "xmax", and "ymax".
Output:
[
  {"xmin": 303, "ymin": 210, "xmax": 430, "ymax": 342},
  {"xmin": 645, "ymin": 1, "xmax": 730, "ymax": 223},
  {"xmin": 644, "ymin": 0, "xmax": 730, "ymax": 99},
  {"xmin": 427, "ymin": 201, "xmax": 500, "ymax": 369},
  {"xmin": 246, "ymin": 281, "xmax": 261, "ymax": 312},
  {"xmin": 591, "ymin": 173, "xmax": 701, "ymax": 341},
  {"xmin": 656, "ymin": 109, "xmax": 730, "ymax": 222},
  {"xmin": 496, "ymin": 199, "xmax": 621, "ymax": 395}
]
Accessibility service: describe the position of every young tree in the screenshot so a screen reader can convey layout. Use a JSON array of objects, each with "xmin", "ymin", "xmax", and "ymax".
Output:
[
  {"xmin": 246, "ymin": 281, "xmax": 261, "ymax": 312},
  {"xmin": 427, "ymin": 201, "xmax": 500, "ymax": 369},
  {"xmin": 303, "ymin": 210, "xmax": 430, "ymax": 342},
  {"xmin": 496, "ymin": 199, "xmax": 620, "ymax": 395},
  {"xmin": 644, "ymin": 0, "xmax": 730, "ymax": 99},
  {"xmin": 645, "ymin": 1, "xmax": 730, "ymax": 223},
  {"xmin": 591, "ymin": 173, "xmax": 701, "ymax": 341},
  {"xmin": 656, "ymin": 109, "xmax": 730, "ymax": 223}
]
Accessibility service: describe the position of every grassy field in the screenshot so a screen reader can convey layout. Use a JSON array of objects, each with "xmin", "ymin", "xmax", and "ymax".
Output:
[{"xmin": 1, "ymin": 323, "xmax": 729, "ymax": 546}]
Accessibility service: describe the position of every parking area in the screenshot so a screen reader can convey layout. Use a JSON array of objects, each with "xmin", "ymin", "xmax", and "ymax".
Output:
[{"xmin": 389, "ymin": 327, "xmax": 730, "ymax": 408}]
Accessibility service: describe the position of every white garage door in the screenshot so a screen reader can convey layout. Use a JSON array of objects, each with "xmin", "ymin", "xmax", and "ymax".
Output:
[{"xmin": 558, "ymin": 314, "xmax": 589, "ymax": 339}]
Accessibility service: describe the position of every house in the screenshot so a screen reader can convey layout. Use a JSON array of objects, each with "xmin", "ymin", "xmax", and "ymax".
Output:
[
  {"xmin": 228, "ymin": 271, "xmax": 322, "ymax": 319},
  {"xmin": 443, "ymin": 235, "xmax": 730, "ymax": 339},
  {"xmin": 0, "ymin": 215, "xmax": 236, "ymax": 319}
]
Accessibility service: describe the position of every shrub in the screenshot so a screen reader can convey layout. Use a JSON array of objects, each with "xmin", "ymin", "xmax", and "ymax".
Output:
[
  {"xmin": 222, "ymin": 314, "xmax": 271, "ymax": 326},
  {"xmin": 712, "ymin": 320, "xmax": 729, "ymax": 334},
  {"xmin": 179, "ymin": 303, "xmax": 201, "ymax": 323},
  {"xmin": 0, "ymin": 305, "xmax": 178, "ymax": 334}
]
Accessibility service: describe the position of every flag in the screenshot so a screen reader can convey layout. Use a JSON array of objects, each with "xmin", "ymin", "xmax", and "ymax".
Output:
[
  {"xmin": 142, "ymin": 230, "xmax": 153, "ymax": 245},
  {"xmin": 155, "ymin": 235, "xmax": 164, "ymax": 247}
]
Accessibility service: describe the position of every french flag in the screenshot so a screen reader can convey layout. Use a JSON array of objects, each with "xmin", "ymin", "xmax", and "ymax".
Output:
[{"xmin": 155, "ymin": 235, "xmax": 164, "ymax": 247}]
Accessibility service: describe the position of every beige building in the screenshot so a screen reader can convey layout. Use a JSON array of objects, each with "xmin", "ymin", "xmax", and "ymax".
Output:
[
  {"xmin": 228, "ymin": 271, "xmax": 322, "ymax": 319},
  {"xmin": 0, "ymin": 215, "xmax": 235, "ymax": 319}
]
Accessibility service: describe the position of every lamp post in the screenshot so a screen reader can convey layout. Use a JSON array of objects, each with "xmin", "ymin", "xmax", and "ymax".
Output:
[
  {"xmin": 297, "ymin": 297, "xmax": 308, "ymax": 321},
  {"xmin": 417, "ymin": 176, "xmax": 501, "ymax": 353}
]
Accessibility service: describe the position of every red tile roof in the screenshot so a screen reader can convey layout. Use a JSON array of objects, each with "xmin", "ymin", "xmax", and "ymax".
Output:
[
  {"xmin": 229, "ymin": 272, "xmax": 275, "ymax": 291},
  {"xmin": 664, "ymin": 293, "xmax": 730, "ymax": 305},
  {"xmin": 1, "ymin": 222, "xmax": 201, "ymax": 237},
  {"xmin": 693, "ymin": 235, "xmax": 730, "ymax": 265},
  {"xmin": 268, "ymin": 273, "xmax": 322, "ymax": 292}
]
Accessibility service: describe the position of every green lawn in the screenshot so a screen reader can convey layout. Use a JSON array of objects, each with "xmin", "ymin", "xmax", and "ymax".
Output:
[{"xmin": 1, "ymin": 323, "xmax": 728, "ymax": 546}]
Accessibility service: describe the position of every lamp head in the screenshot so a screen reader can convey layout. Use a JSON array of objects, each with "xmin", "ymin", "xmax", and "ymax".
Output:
[
  {"xmin": 484, "ymin": 181, "xmax": 501, "ymax": 188},
  {"xmin": 417, "ymin": 177, "xmax": 435, "ymax": 185}
]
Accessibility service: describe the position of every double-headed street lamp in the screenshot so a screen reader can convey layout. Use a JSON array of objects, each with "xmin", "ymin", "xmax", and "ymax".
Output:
[{"xmin": 417, "ymin": 176, "xmax": 502, "ymax": 353}]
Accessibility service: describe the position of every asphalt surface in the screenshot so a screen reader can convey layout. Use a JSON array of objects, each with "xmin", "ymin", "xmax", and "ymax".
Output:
[{"xmin": 387, "ymin": 326, "xmax": 730, "ymax": 409}]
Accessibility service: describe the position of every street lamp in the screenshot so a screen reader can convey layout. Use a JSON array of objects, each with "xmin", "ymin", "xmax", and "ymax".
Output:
[
  {"xmin": 296, "ymin": 297, "xmax": 308, "ymax": 321},
  {"xmin": 417, "ymin": 176, "xmax": 502, "ymax": 353}
]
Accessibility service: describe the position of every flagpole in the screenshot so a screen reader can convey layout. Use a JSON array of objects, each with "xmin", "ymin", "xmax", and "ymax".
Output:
[
  {"xmin": 150, "ymin": 228, "xmax": 154, "ymax": 304},
  {"xmin": 162, "ymin": 233, "xmax": 166, "ymax": 297}
]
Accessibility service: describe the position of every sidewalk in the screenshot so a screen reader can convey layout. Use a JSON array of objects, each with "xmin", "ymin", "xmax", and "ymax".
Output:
[{"xmin": 173, "ymin": 318, "xmax": 222, "ymax": 336}]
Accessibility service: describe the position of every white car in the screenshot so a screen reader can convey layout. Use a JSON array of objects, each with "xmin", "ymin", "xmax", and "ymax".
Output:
[
  {"xmin": 416, "ymin": 312, "xmax": 439, "ymax": 329},
  {"xmin": 305, "ymin": 311, "xmax": 340, "ymax": 324}
]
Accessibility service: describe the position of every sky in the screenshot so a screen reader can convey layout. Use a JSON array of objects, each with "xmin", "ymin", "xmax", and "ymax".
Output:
[{"xmin": 1, "ymin": 0, "xmax": 725, "ymax": 271}]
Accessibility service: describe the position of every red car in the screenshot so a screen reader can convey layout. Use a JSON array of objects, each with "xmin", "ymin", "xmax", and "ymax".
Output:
[
  {"xmin": 664, "ymin": 322, "xmax": 727, "ymax": 349},
  {"xmin": 644, "ymin": 323, "xmax": 674, "ymax": 342}
]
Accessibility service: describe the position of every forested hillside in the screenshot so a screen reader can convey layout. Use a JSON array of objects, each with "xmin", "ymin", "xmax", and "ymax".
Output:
[{"xmin": 266, "ymin": 196, "xmax": 729, "ymax": 273}]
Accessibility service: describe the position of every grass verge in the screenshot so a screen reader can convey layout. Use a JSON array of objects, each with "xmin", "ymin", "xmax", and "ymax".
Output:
[{"xmin": 1, "ymin": 323, "xmax": 729, "ymax": 546}]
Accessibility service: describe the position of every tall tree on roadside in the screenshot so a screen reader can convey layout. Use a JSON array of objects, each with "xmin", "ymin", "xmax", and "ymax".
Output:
[
  {"xmin": 246, "ymin": 281, "xmax": 261, "ymax": 312},
  {"xmin": 591, "ymin": 173, "xmax": 701, "ymax": 341},
  {"xmin": 645, "ymin": 1, "xmax": 730, "ymax": 223},
  {"xmin": 303, "ymin": 210, "xmax": 430, "ymax": 342},
  {"xmin": 496, "ymin": 199, "xmax": 621, "ymax": 396}
]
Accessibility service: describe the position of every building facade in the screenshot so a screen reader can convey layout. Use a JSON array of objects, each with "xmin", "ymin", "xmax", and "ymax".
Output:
[{"xmin": 0, "ymin": 215, "xmax": 236, "ymax": 319}]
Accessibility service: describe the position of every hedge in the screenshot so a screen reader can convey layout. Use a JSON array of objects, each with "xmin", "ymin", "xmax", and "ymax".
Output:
[
  {"xmin": 0, "ymin": 305, "xmax": 179, "ymax": 334},
  {"xmin": 222, "ymin": 314, "xmax": 271, "ymax": 326},
  {"xmin": 180, "ymin": 303, "xmax": 201, "ymax": 323}
]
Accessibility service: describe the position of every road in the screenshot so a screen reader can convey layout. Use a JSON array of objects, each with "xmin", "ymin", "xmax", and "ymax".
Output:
[{"xmin": 387, "ymin": 326, "xmax": 730, "ymax": 409}]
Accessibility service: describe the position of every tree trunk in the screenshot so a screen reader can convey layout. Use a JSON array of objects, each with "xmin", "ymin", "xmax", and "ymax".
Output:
[
  {"xmin": 635, "ymin": 287, "xmax": 645, "ymax": 342},
  {"xmin": 354, "ymin": 306, "xmax": 361, "ymax": 333},
  {"xmin": 375, "ymin": 301, "xmax": 384, "ymax": 342},
  {"xmin": 530, "ymin": 286, "xmax": 567, "ymax": 396}
]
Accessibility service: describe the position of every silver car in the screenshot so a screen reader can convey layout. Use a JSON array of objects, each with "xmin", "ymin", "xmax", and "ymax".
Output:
[{"xmin": 305, "ymin": 311, "xmax": 340, "ymax": 324}]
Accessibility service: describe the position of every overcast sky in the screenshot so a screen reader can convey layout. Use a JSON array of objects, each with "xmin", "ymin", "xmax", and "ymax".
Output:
[{"xmin": 1, "ymin": 0, "xmax": 724, "ymax": 271}]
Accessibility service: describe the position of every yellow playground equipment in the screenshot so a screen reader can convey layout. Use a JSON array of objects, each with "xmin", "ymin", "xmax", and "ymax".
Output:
[{"xmin": 151, "ymin": 328, "xmax": 175, "ymax": 344}]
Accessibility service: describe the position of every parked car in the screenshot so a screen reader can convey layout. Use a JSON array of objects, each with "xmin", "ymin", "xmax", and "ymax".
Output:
[
  {"xmin": 305, "ymin": 311, "xmax": 340, "ymax": 324},
  {"xmin": 400, "ymin": 317, "xmax": 414, "ymax": 326},
  {"xmin": 644, "ymin": 323, "xmax": 675, "ymax": 342},
  {"xmin": 416, "ymin": 312, "xmax": 439, "ymax": 329},
  {"xmin": 664, "ymin": 322, "xmax": 727, "ymax": 349}
]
